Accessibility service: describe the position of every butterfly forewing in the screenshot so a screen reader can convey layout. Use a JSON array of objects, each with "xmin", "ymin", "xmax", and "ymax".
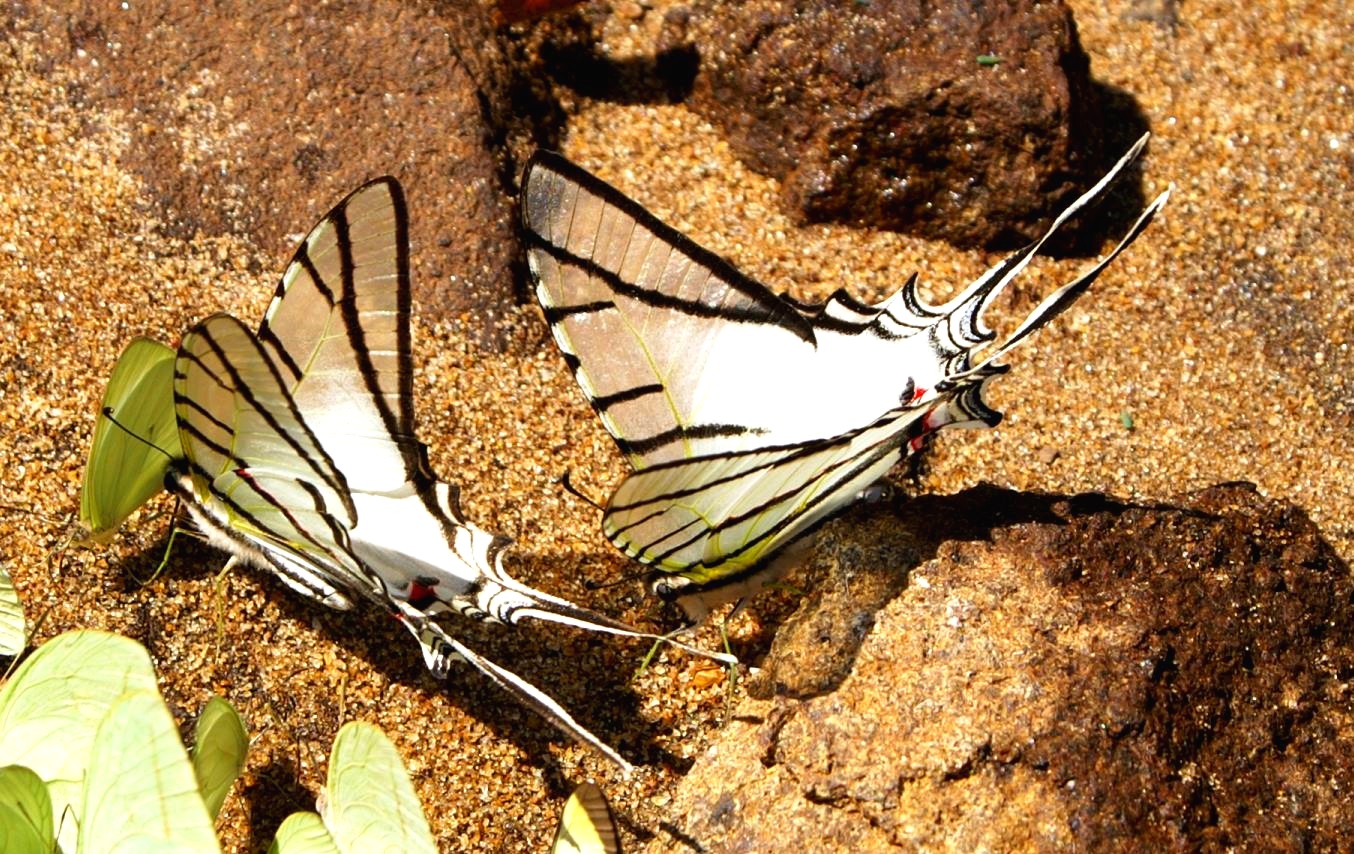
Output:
[
  {"xmin": 524, "ymin": 154, "xmax": 840, "ymax": 468},
  {"xmin": 258, "ymin": 178, "xmax": 423, "ymax": 497}
]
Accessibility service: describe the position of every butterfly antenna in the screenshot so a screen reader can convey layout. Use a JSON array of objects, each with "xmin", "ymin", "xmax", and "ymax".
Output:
[
  {"xmin": 557, "ymin": 470, "xmax": 604, "ymax": 510},
  {"xmin": 580, "ymin": 565, "xmax": 649, "ymax": 591},
  {"xmin": 101, "ymin": 406, "xmax": 179, "ymax": 461}
]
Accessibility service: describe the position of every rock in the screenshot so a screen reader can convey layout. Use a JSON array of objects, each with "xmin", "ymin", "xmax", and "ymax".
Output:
[
  {"xmin": 687, "ymin": 0, "xmax": 1121, "ymax": 248},
  {"xmin": 11, "ymin": 0, "xmax": 527, "ymax": 347},
  {"xmin": 652, "ymin": 483, "xmax": 1354, "ymax": 849}
]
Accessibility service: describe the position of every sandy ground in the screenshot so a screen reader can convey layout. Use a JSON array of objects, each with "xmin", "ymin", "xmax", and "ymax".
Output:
[{"xmin": 0, "ymin": 0, "xmax": 1350, "ymax": 849}]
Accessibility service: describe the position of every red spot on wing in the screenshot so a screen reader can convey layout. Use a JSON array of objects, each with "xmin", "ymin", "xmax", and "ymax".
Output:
[{"xmin": 407, "ymin": 578, "xmax": 439, "ymax": 611}]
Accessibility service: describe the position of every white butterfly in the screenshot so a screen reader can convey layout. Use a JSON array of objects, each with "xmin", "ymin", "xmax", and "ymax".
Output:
[
  {"xmin": 165, "ymin": 177, "xmax": 725, "ymax": 770},
  {"xmin": 524, "ymin": 134, "xmax": 1170, "ymax": 619}
]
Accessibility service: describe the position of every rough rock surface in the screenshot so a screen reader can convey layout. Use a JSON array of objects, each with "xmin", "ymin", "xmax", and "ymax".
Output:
[
  {"xmin": 686, "ymin": 0, "xmax": 1121, "ymax": 247},
  {"xmin": 7, "ymin": 0, "xmax": 528, "ymax": 346},
  {"xmin": 654, "ymin": 484, "xmax": 1354, "ymax": 850}
]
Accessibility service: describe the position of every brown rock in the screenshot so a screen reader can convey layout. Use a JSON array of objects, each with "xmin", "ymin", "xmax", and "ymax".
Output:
[
  {"xmin": 687, "ymin": 0, "xmax": 1128, "ymax": 248},
  {"xmin": 654, "ymin": 483, "xmax": 1354, "ymax": 849},
  {"xmin": 9, "ymin": 0, "xmax": 528, "ymax": 347}
]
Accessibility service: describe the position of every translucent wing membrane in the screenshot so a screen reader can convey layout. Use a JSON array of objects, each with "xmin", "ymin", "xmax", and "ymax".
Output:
[
  {"xmin": 523, "ymin": 155, "xmax": 815, "ymax": 469},
  {"xmin": 525, "ymin": 135, "xmax": 1169, "ymax": 613},
  {"xmin": 258, "ymin": 177, "xmax": 431, "ymax": 496}
]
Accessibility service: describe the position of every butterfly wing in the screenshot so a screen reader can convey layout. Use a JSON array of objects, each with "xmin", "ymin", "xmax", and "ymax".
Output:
[
  {"xmin": 191, "ymin": 696, "xmax": 249, "ymax": 821},
  {"xmin": 552, "ymin": 783, "xmax": 621, "ymax": 854},
  {"xmin": 604, "ymin": 404, "xmax": 923, "ymax": 590},
  {"xmin": 319, "ymin": 722, "xmax": 437, "ymax": 854},
  {"xmin": 257, "ymin": 177, "xmax": 433, "ymax": 497},
  {"xmin": 173, "ymin": 313, "xmax": 382, "ymax": 609},
  {"xmin": 524, "ymin": 152, "xmax": 828, "ymax": 468},
  {"xmin": 77, "ymin": 691, "xmax": 220, "ymax": 852},
  {"xmin": 78, "ymin": 337, "xmax": 183, "ymax": 542},
  {"xmin": 0, "ymin": 563, "xmax": 23, "ymax": 657}
]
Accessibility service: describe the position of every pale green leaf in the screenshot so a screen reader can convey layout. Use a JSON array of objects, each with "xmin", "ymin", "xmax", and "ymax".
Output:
[
  {"xmin": 191, "ymin": 696, "xmax": 249, "ymax": 820},
  {"xmin": 78, "ymin": 690, "xmax": 220, "ymax": 853},
  {"xmin": 268, "ymin": 811, "xmax": 340, "ymax": 854},
  {"xmin": 0, "ymin": 764, "xmax": 54, "ymax": 853},
  {"xmin": 0, "ymin": 630, "xmax": 160, "ymax": 852},
  {"xmin": 0, "ymin": 564, "xmax": 25, "ymax": 657},
  {"xmin": 320, "ymin": 722, "xmax": 436, "ymax": 854}
]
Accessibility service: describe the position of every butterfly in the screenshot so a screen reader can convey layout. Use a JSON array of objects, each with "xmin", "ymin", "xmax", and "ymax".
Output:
[
  {"xmin": 552, "ymin": 783, "xmax": 621, "ymax": 854},
  {"xmin": 523, "ymin": 133, "xmax": 1170, "ymax": 620},
  {"xmin": 142, "ymin": 176, "xmax": 724, "ymax": 770},
  {"xmin": 77, "ymin": 337, "xmax": 182, "ymax": 543}
]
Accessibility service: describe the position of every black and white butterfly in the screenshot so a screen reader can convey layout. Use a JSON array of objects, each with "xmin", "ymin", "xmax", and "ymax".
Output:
[
  {"xmin": 523, "ymin": 134, "xmax": 1170, "ymax": 620},
  {"xmin": 165, "ymin": 177, "xmax": 724, "ymax": 770}
]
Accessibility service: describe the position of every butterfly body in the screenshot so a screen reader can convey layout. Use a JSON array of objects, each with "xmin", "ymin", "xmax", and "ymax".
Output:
[{"xmin": 525, "ymin": 136, "xmax": 1170, "ymax": 619}]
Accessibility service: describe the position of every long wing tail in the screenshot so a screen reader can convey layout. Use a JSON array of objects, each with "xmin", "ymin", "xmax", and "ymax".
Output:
[
  {"xmin": 404, "ymin": 616, "xmax": 635, "ymax": 773},
  {"xmin": 466, "ymin": 553, "xmax": 738, "ymax": 665}
]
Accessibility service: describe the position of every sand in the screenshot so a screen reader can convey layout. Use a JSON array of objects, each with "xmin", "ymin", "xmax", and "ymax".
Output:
[{"xmin": 0, "ymin": 0, "xmax": 1350, "ymax": 849}]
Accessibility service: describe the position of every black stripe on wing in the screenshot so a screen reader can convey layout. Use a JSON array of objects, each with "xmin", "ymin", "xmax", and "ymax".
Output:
[
  {"xmin": 540, "ymin": 300, "xmax": 615, "ymax": 323},
  {"xmin": 607, "ymin": 405, "xmax": 925, "ymax": 574},
  {"xmin": 524, "ymin": 151, "xmax": 816, "ymax": 343},
  {"xmin": 614, "ymin": 422, "xmax": 757, "ymax": 459},
  {"xmin": 526, "ymin": 234, "xmax": 811, "ymax": 335},
  {"xmin": 182, "ymin": 318, "xmax": 358, "ymax": 522},
  {"xmin": 592, "ymin": 382, "xmax": 665, "ymax": 411},
  {"xmin": 331, "ymin": 182, "xmax": 433, "ymax": 490}
]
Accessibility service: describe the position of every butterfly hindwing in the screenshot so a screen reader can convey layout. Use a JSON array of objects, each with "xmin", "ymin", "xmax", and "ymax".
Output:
[
  {"xmin": 604, "ymin": 404, "xmax": 924, "ymax": 585},
  {"xmin": 174, "ymin": 313, "xmax": 381, "ymax": 608}
]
